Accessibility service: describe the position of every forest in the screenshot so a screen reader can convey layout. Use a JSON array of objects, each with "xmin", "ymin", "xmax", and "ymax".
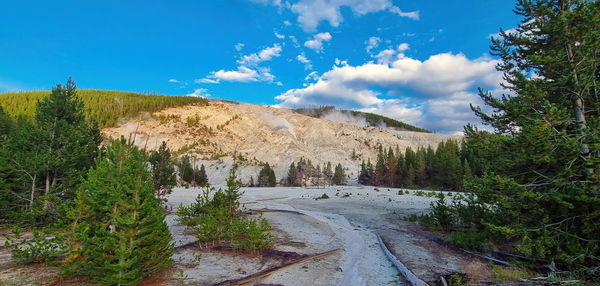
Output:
[
  {"xmin": 0, "ymin": 89, "xmax": 208, "ymax": 128},
  {"xmin": 358, "ymin": 139, "xmax": 470, "ymax": 191}
]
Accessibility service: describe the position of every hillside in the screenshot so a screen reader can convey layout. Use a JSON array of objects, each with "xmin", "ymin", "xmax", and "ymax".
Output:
[
  {"xmin": 102, "ymin": 101, "xmax": 459, "ymax": 185},
  {"xmin": 295, "ymin": 105, "xmax": 431, "ymax": 133},
  {"xmin": 0, "ymin": 89, "xmax": 208, "ymax": 128}
]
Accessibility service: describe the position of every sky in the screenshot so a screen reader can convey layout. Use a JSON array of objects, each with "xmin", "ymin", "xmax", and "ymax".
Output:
[{"xmin": 0, "ymin": 0, "xmax": 521, "ymax": 133}]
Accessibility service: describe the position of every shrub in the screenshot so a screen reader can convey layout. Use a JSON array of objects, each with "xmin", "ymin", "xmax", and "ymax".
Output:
[{"xmin": 4, "ymin": 226, "xmax": 63, "ymax": 265}]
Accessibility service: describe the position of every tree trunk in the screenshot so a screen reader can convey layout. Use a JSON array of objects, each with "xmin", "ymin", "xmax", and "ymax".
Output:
[{"xmin": 30, "ymin": 175, "xmax": 36, "ymax": 209}]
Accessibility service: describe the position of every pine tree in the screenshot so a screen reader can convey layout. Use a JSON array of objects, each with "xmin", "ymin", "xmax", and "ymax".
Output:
[
  {"xmin": 323, "ymin": 162, "xmax": 333, "ymax": 185},
  {"xmin": 148, "ymin": 142, "xmax": 176, "ymax": 205},
  {"xmin": 286, "ymin": 162, "xmax": 299, "ymax": 186},
  {"xmin": 178, "ymin": 155, "xmax": 194, "ymax": 184},
  {"xmin": 332, "ymin": 163, "xmax": 347, "ymax": 185},
  {"xmin": 60, "ymin": 138, "xmax": 172, "ymax": 284},
  {"xmin": 386, "ymin": 147, "xmax": 397, "ymax": 187},
  {"xmin": 374, "ymin": 147, "xmax": 386, "ymax": 186},
  {"xmin": 35, "ymin": 78, "xmax": 101, "ymax": 201},
  {"xmin": 459, "ymin": 0, "xmax": 600, "ymax": 272},
  {"xmin": 195, "ymin": 164, "xmax": 208, "ymax": 187},
  {"xmin": 257, "ymin": 163, "xmax": 276, "ymax": 187}
]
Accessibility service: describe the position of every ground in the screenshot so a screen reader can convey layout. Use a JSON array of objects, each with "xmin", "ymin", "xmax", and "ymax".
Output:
[{"xmin": 1, "ymin": 186, "xmax": 499, "ymax": 285}]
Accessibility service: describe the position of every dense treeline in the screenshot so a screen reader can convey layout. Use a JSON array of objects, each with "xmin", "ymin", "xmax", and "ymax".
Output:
[
  {"xmin": 359, "ymin": 140, "xmax": 470, "ymax": 191},
  {"xmin": 285, "ymin": 158, "xmax": 346, "ymax": 186},
  {"xmin": 422, "ymin": 0, "xmax": 600, "ymax": 281},
  {"xmin": 0, "ymin": 89, "xmax": 208, "ymax": 128},
  {"xmin": 294, "ymin": 105, "xmax": 430, "ymax": 133}
]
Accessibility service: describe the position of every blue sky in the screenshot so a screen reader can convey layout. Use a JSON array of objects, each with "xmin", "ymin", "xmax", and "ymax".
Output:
[{"xmin": 1, "ymin": 0, "xmax": 521, "ymax": 133}]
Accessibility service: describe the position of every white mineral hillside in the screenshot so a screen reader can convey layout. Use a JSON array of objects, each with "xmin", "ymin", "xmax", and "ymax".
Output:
[{"xmin": 102, "ymin": 101, "xmax": 460, "ymax": 184}]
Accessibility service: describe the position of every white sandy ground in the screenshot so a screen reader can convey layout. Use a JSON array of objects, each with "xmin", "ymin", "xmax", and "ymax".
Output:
[
  {"xmin": 0, "ymin": 186, "xmax": 491, "ymax": 286},
  {"xmin": 165, "ymin": 185, "xmax": 493, "ymax": 285}
]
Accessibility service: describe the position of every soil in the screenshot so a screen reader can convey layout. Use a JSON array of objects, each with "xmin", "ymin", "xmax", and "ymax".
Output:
[{"xmin": 1, "ymin": 186, "xmax": 499, "ymax": 286}]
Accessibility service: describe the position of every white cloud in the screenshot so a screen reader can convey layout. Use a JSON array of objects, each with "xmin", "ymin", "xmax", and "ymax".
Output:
[
  {"xmin": 250, "ymin": 0, "xmax": 283, "ymax": 7},
  {"xmin": 372, "ymin": 43, "xmax": 409, "ymax": 64},
  {"xmin": 290, "ymin": 0, "xmax": 418, "ymax": 32},
  {"xmin": 283, "ymin": 20, "xmax": 292, "ymax": 26},
  {"xmin": 235, "ymin": 43, "xmax": 245, "ymax": 51},
  {"xmin": 296, "ymin": 53, "xmax": 312, "ymax": 70},
  {"xmin": 397, "ymin": 43, "xmax": 409, "ymax": 52},
  {"xmin": 238, "ymin": 43, "xmax": 282, "ymax": 66},
  {"xmin": 488, "ymin": 27, "xmax": 517, "ymax": 39},
  {"xmin": 304, "ymin": 71, "xmax": 319, "ymax": 81},
  {"xmin": 276, "ymin": 52, "xmax": 503, "ymax": 133},
  {"xmin": 187, "ymin": 88, "xmax": 211, "ymax": 98},
  {"xmin": 374, "ymin": 49, "xmax": 396, "ymax": 64},
  {"xmin": 365, "ymin": 36, "xmax": 381, "ymax": 54},
  {"xmin": 274, "ymin": 31, "xmax": 285, "ymax": 39},
  {"xmin": 388, "ymin": 6, "xmax": 419, "ymax": 20},
  {"xmin": 168, "ymin": 79, "xmax": 179, "ymax": 83},
  {"xmin": 304, "ymin": 32, "xmax": 332, "ymax": 52},
  {"xmin": 198, "ymin": 44, "xmax": 283, "ymax": 84}
]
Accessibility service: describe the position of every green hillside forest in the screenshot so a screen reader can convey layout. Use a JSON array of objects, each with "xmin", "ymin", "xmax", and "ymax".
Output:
[{"xmin": 0, "ymin": 89, "xmax": 208, "ymax": 128}]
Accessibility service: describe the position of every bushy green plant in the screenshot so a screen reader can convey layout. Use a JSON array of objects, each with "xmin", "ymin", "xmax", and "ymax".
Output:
[
  {"xmin": 4, "ymin": 225, "xmax": 63, "ymax": 265},
  {"xmin": 449, "ymin": 227, "xmax": 483, "ymax": 250},
  {"xmin": 314, "ymin": 193, "xmax": 330, "ymax": 200},
  {"xmin": 177, "ymin": 169, "xmax": 273, "ymax": 253}
]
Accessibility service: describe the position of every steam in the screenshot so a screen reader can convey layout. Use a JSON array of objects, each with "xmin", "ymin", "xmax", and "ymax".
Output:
[
  {"xmin": 322, "ymin": 111, "xmax": 387, "ymax": 129},
  {"xmin": 262, "ymin": 113, "xmax": 296, "ymax": 138}
]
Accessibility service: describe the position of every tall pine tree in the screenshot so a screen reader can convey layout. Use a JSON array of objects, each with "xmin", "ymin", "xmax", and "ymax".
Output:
[{"xmin": 60, "ymin": 138, "xmax": 173, "ymax": 284}]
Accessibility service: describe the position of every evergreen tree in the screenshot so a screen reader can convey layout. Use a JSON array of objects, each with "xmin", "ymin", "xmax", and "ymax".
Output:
[
  {"xmin": 178, "ymin": 155, "xmax": 194, "ymax": 184},
  {"xmin": 332, "ymin": 163, "xmax": 347, "ymax": 185},
  {"xmin": 414, "ymin": 148, "xmax": 427, "ymax": 188},
  {"xmin": 286, "ymin": 162, "xmax": 299, "ymax": 186},
  {"xmin": 374, "ymin": 147, "xmax": 386, "ymax": 186},
  {"xmin": 323, "ymin": 162, "xmax": 333, "ymax": 185},
  {"xmin": 257, "ymin": 163, "xmax": 276, "ymax": 187},
  {"xmin": 457, "ymin": 0, "xmax": 600, "ymax": 272},
  {"xmin": 386, "ymin": 147, "xmax": 397, "ymax": 187},
  {"xmin": 195, "ymin": 164, "xmax": 208, "ymax": 187},
  {"xmin": 0, "ymin": 106, "xmax": 12, "ymax": 141},
  {"xmin": 148, "ymin": 142, "xmax": 176, "ymax": 205},
  {"xmin": 60, "ymin": 138, "xmax": 172, "ymax": 284},
  {"xmin": 35, "ymin": 78, "xmax": 101, "ymax": 202}
]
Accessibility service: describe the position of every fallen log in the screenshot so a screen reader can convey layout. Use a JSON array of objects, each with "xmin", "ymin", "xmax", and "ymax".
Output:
[
  {"xmin": 376, "ymin": 234, "xmax": 429, "ymax": 286},
  {"xmin": 214, "ymin": 248, "xmax": 341, "ymax": 286}
]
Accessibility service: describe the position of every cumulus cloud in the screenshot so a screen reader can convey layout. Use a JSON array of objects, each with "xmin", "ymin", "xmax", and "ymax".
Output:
[
  {"xmin": 235, "ymin": 43, "xmax": 245, "ymax": 51},
  {"xmin": 238, "ymin": 44, "xmax": 282, "ymax": 66},
  {"xmin": 304, "ymin": 32, "xmax": 332, "ymax": 52},
  {"xmin": 274, "ymin": 31, "xmax": 285, "ymax": 39},
  {"xmin": 373, "ymin": 43, "xmax": 409, "ymax": 64},
  {"xmin": 296, "ymin": 53, "xmax": 312, "ymax": 70},
  {"xmin": 365, "ymin": 36, "xmax": 381, "ymax": 54},
  {"xmin": 250, "ymin": 0, "xmax": 283, "ymax": 7},
  {"xmin": 198, "ymin": 44, "xmax": 282, "ymax": 84},
  {"xmin": 275, "ymin": 52, "xmax": 503, "ymax": 133},
  {"xmin": 168, "ymin": 79, "xmax": 179, "ymax": 83},
  {"xmin": 290, "ymin": 0, "xmax": 418, "ymax": 32},
  {"xmin": 388, "ymin": 6, "xmax": 419, "ymax": 20},
  {"xmin": 187, "ymin": 88, "xmax": 211, "ymax": 98}
]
